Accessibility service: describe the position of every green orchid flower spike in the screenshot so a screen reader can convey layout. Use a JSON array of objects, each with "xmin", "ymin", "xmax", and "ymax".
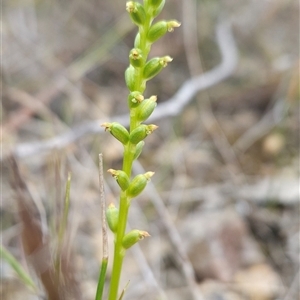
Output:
[{"xmin": 97, "ymin": 1, "xmax": 180, "ymax": 299}]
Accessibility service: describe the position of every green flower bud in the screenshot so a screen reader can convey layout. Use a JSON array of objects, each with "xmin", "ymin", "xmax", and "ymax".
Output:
[
  {"xmin": 122, "ymin": 229, "xmax": 150, "ymax": 249},
  {"xmin": 129, "ymin": 124, "xmax": 158, "ymax": 144},
  {"xmin": 137, "ymin": 96, "xmax": 157, "ymax": 122},
  {"xmin": 127, "ymin": 171, "xmax": 154, "ymax": 198},
  {"xmin": 143, "ymin": 56, "xmax": 173, "ymax": 81},
  {"xmin": 133, "ymin": 141, "xmax": 145, "ymax": 160},
  {"xmin": 126, "ymin": 1, "xmax": 146, "ymax": 26},
  {"xmin": 125, "ymin": 65, "xmax": 136, "ymax": 92},
  {"xmin": 106, "ymin": 203, "xmax": 119, "ymax": 233},
  {"xmin": 148, "ymin": 20, "xmax": 181, "ymax": 43},
  {"xmin": 101, "ymin": 122, "xmax": 129, "ymax": 145},
  {"xmin": 129, "ymin": 48, "xmax": 143, "ymax": 68},
  {"xmin": 147, "ymin": 21, "xmax": 168, "ymax": 43},
  {"xmin": 107, "ymin": 169, "xmax": 130, "ymax": 191},
  {"xmin": 128, "ymin": 91, "xmax": 144, "ymax": 108},
  {"xmin": 130, "ymin": 125, "xmax": 147, "ymax": 144}
]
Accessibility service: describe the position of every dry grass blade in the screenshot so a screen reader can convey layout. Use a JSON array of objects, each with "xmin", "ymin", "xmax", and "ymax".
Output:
[
  {"xmin": 9, "ymin": 155, "xmax": 60, "ymax": 300},
  {"xmin": 9, "ymin": 155, "xmax": 82, "ymax": 300}
]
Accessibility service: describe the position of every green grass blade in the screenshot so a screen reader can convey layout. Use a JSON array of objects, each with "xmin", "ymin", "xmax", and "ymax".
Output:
[
  {"xmin": 0, "ymin": 245, "xmax": 37, "ymax": 291},
  {"xmin": 95, "ymin": 257, "xmax": 108, "ymax": 300}
]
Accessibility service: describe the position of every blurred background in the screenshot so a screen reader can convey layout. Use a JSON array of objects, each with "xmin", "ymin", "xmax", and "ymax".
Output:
[{"xmin": 1, "ymin": 0, "xmax": 299, "ymax": 299}]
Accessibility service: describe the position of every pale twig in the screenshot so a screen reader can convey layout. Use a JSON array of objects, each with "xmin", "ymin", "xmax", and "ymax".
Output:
[
  {"xmin": 9, "ymin": 20, "xmax": 238, "ymax": 160},
  {"xmin": 149, "ymin": 20, "xmax": 238, "ymax": 121},
  {"xmin": 133, "ymin": 161, "xmax": 204, "ymax": 300},
  {"xmin": 98, "ymin": 154, "xmax": 108, "ymax": 262},
  {"xmin": 95, "ymin": 153, "xmax": 108, "ymax": 300}
]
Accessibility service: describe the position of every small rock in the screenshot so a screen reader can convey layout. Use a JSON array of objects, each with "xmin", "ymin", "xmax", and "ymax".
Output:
[
  {"xmin": 263, "ymin": 133, "xmax": 285, "ymax": 156},
  {"xmin": 234, "ymin": 263, "xmax": 283, "ymax": 300}
]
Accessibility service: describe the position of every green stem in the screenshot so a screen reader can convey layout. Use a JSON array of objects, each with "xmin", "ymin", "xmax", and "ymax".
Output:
[
  {"xmin": 123, "ymin": 145, "xmax": 135, "ymax": 176},
  {"xmin": 108, "ymin": 191, "xmax": 129, "ymax": 300}
]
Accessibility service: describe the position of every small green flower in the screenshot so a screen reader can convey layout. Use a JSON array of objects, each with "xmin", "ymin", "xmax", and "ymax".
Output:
[
  {"xmin": 129, "ymin": 48, "xmax": 144, "ymax": 68},
  {"xmin": 126, "ymin": 1, "xmax": 146, "ymax": 26},
  {"xmin": 129, "ymin": 124, "xmax": 158, "ymax": 144},
  {"xmin": 128, "ymin": 91, "xmax": 144, "ymax": 108},
  {"xmin": 106, "ymin": 203, "xmax": 119, "ymax": 233},
  {"xmin": 127, "ymin": 171, "xmax": 154, "ymax": 198},
  {"xmin": 147, "ymin": 20, "xmax": 181, "ymax": 43},
  {"xmin": 107, "ymin": 169, "xmax": 130, "ymax": 191},
  {"xmin": 101, "ymin": 122, "xmax": 129, "ymax": 145},
  {"xmin": 125, "ymin": 65, "xmax": 136, "ymax": 92},
  {"xmin": 143, "ymin": 56, "xmax": 173, "ymax": 81},
  {"xmin": 136, "ymin": 95, "xmax": 157, "ymax": 122},
  {"xmin": 147, "ymin": 21, "xmax": 168, "ymax": 43},
  {"xmin": 122, "ymin": 229, "xmax": 150, "ymax": 249}
]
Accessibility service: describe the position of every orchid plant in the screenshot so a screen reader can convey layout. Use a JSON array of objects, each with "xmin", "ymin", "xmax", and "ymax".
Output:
[{"xmin": 97, "ymin": 1, "xmax": 180, "ymax": 299}]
